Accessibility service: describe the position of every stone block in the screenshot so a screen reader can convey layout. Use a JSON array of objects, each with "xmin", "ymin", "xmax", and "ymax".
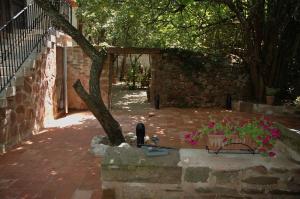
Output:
[
  {"xmin": 270, "ymin": 168, "xmax": 289, "ymax": 174},
  {"xmin": 184, "ymin": 167, "xmax": 210, "ymax": 183},
  {"xmin": 0, "ymin": 99, "xmax": 7, "ymax": 108},
  {"xmin": 102, "ymin": 188, "xmax": 116, "ymax": 199},
  {"xmin": 0, "ymin": 108, "xmax": 6, "ymax": 118},
  {"xmin": 241, "ymin": 187, "xmax": 265, "ymax": 194},
  {"xmin": 242, "ymin": 176, "xmax": 279, "ymax": 185},
  {"xmin": 269, "ymin": 189, "xmax": 300, "ymax": 195},
  {"xmin": 5, "ymin": 86, "xmax": 16, "ymax": 97},
  {"xmin": 102, "ymin": 147, "xmax": 181, "ymax": 184},
  {"xmin": 195, "ymin": 186, "xmax": 238, "ymax": 195},
  {"xmin": 244, "ymin": 165, "xmax": 268, "ymax": 175},
  {"xmin": 212, "ymin": 170, "xmax": 240, "ymax": 184}
]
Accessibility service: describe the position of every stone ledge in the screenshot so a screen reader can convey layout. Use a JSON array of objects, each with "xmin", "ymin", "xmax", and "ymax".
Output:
[
  {"xmin": 103, "ymin": 147, "xmax": 180, "ymax": 167},
  {"xmin": 102, "ymin": 144, "xmax": 300, "ymax": 199},
  {"xmin": 232, "ymin": 100, "xmax": 300, "ymax": 117}
]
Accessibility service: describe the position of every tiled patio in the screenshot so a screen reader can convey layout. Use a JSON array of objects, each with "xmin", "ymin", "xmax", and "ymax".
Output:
[{"xmin": 0, "ymin": 85, "xmax": 299, "ymax": 198}]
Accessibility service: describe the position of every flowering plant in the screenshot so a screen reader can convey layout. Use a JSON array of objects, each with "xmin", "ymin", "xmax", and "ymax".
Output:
[{"xmin": 185, "ymin": 116, "xmax": 281, "ymax": 157}]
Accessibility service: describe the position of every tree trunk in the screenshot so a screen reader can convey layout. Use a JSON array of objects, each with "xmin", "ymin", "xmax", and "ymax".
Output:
[{"xmin": 35, "ymin": 0, "xmax": 125, "ymax": 145}]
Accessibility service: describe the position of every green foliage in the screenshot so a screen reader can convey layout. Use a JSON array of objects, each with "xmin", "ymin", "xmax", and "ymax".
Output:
[
  {"xmin": 76, "ymin": 0, "xmax": 240, "ymax": 53},
  {"xmin": 126, "ymin": 56, "xmax": 141, "ymax": 89},
  {"xmin": 76, "ymin": 0, "xmax": 300, "ymax": 101},
  {"xmin": 125, "ymin": 55, "xmax": 151, "ymax": 90}
]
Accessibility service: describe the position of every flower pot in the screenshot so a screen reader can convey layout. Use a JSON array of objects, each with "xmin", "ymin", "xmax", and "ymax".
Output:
[
  {"xmin": 206, "ymin": 134, "xmax": 257, "ymax": 153},
  {"xmin": 266, "ymin": 96, "xmax": 275, "ymax": 105}
]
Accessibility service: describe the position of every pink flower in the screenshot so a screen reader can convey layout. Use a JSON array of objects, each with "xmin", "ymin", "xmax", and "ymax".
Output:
[
  {"xmin": 268, "ymin": 151, "xmax": 276, "ymax": 157},
  {"xmin": 270, "ymin": 128, "xmax": 280, "ymax": 139},
  {"xmin": 223, "ymin": 137, "xmax": 228, "ymax": 142},
  {"xmin": 191, "ymin": 131, "xmax": 198, "ymax": 136},
  {"xmin": 184, "ymin": 133, "xmax": 191, "ymax": 140},
  {"xmin": 208, "ymin": 121, "xmax": 215, "ymax": 128},
  {"xmin": 262, "ymin": 135, "xmax": 271, "ymax": 145},
  {"xmin": 189, "ymin": 140, "xmax": 198, "ymax": 145}
]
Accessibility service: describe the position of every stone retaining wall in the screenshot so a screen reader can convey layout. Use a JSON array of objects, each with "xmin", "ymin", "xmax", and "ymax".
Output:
[
  {"xmin": 102, "ymin": 142, "xmax": 300, "ymax": 199},
  {"xmin": 0, "ymin": 41, "xmax": 58, "ymax": 152},
  {"xmin": 150, "ymin": 53, "xmax": 251, "ymax": 107}
]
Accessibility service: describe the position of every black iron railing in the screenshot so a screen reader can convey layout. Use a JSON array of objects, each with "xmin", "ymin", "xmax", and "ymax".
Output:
[{"xmin": 0, "ymin": 0, "xmax": 72, "ymax": 93}]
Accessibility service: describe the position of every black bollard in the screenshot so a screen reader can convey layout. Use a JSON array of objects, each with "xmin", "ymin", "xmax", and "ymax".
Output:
[
  {"xmin": 136, "ymin": 123, "xmax": 145, "ymax": 148},
  {"xmin": 154, "ymin": 94, "xmax": 160, "ymax": 109},
  {"xmin": 226, "ymin": 94, "xmax": 232, "ymax": 110}
]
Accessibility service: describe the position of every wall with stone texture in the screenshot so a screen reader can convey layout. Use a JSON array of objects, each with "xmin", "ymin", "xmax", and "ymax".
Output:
[
  {"xmin": 0, "ymin": 40, "xmax": 59, "ymax": 152},
  {"xmin": 66, "ymin": 46, "xmax": 111, "ymax": 110},
  {"xmin": 101, "ymin": 140, "xmax": 300, "ymax": 199},
  {"xmin": 150, "ymin": 53, "xmax": 251, "ymax": 108}
]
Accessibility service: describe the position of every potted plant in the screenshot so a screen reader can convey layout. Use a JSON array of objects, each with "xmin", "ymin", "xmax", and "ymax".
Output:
[
  {"xmin": 265, "ymin": 87, "xmax": 279, "ymax": 105},
  {"xmin": 184, "ymin": 116, "xmax": 281, "ymax": 157}
]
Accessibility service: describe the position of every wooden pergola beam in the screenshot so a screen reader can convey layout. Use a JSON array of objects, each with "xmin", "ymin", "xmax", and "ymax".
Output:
[{"xmin": 107, "ymin": 47, "xmax": 162, "ymax": 55}]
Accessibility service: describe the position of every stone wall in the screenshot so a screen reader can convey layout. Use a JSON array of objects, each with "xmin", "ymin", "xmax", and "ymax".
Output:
[
  {"xmin": 0, "ymin": 38, "xmax": 59, "ymax": 152},
  {"xmin": 101, "ymin": 141, "xmax": 300, "ymax": 199},
  {"xmin": 150, "ymin": 53, "xmax": 251, "ymax": 107},
  {"xmin": 66, "ymin": 46, "xmax": 111, "ymax": 110}
]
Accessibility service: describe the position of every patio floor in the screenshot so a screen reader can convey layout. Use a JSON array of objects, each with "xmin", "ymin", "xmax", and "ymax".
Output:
[{"xmin": 0, "ymin": 85, "xmax": 299, "ymax": 198}]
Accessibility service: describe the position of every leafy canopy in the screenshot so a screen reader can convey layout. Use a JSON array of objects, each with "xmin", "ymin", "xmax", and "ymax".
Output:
[{"xmin": 76, "ymin": 0, "xmax": 241, "ymax": 53}]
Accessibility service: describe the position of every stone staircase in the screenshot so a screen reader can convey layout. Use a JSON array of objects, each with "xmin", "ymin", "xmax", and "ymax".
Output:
[
  {"xmin": 0, "ymin": 29, "xmax": 74, "ymax": 153},
  {"xmin": 0, "ymin": 30, "xmax": 72, "ymax": 153},
  {"xmin": 0, "ymin": 0, "xmax": 74, "ymax": 153}
]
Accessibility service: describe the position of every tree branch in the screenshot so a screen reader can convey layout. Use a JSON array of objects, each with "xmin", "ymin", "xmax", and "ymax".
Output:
[{"xmin": 34, "ymin": 0, "xmax": 104, "ymax": 60}]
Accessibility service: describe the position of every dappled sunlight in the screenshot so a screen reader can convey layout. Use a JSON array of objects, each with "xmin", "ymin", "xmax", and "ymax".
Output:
[
  {"xmin": 111, "ymin": 83, "xmax": 151, "ymax": 113},
  {"xmin": 44, "ymin": 112, "xmax": 96, "ymax": 129},
  {"xmin": 23, "ymin": 141, "xmax": 33, "ymax": 145},
  {"xmin": 50, "ymin": 170, "xmax": 57, "ymax": 176},
  {"xmin": 11, "ymin": 147, "xmax": 24, "ymax": 152}
]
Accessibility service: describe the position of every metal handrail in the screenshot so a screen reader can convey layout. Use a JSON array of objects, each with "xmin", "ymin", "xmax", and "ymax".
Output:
[{"xmin": 0, "ymin": 0, "xmax": 72, "ymax": 93}]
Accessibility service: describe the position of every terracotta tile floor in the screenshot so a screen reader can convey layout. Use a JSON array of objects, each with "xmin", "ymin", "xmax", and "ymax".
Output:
[
  {"xmin": 0, "ymin": 107, "xmax": 299, "ymax": 199},
  {"xmin": 1, "ymin": 84, "xmax": 300, "ymax": 199}
]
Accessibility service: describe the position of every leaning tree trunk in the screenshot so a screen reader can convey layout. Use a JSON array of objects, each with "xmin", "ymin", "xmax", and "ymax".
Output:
[{"xmin": 35, "ymin": 0, "xmax": 125, "ymax": 145}]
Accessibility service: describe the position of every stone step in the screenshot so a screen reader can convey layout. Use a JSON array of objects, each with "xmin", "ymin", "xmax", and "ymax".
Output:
[
  {"xmin": 5, "ymin": 86, "xmax": 16, "ymax": 97},
  {"xmin": 0, "ymin": 98, "xmax": 7, "ymax": 108},
  {"xmin": 0, "ymin": 85, "xmax": 16, "ymax": 98}
]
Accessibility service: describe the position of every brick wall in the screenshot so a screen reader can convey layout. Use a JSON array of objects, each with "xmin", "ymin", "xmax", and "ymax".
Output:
[{"xmin": 66, "ymin": 46, "xmax": 111, "ymax": 110}]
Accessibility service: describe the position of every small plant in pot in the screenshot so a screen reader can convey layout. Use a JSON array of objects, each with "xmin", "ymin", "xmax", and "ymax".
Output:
[{"xmin": 266, "ymin": 87, "xmax": 279, "ymax": 105}]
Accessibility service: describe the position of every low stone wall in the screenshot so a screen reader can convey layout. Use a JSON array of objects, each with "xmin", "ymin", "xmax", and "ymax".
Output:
[
  {"xmin": 232, "ymin": 100, "xmax": 300, "ymax": 117},
  {"xmin": 150, "ymin": 53, "xmax": 251, "ymax": 107},
  {"xmin": 102, "ymin": 142, "xmax": 300, "ymax": 199},
  {"xmin": 66, "ymin": 46, "xmax": 111, "ymax": 109}
]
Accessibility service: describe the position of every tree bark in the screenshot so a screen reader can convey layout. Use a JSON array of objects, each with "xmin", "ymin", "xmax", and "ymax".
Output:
[{"xmin": 34, "ymin": 0, "xmax": 125, "ymax": 145}]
